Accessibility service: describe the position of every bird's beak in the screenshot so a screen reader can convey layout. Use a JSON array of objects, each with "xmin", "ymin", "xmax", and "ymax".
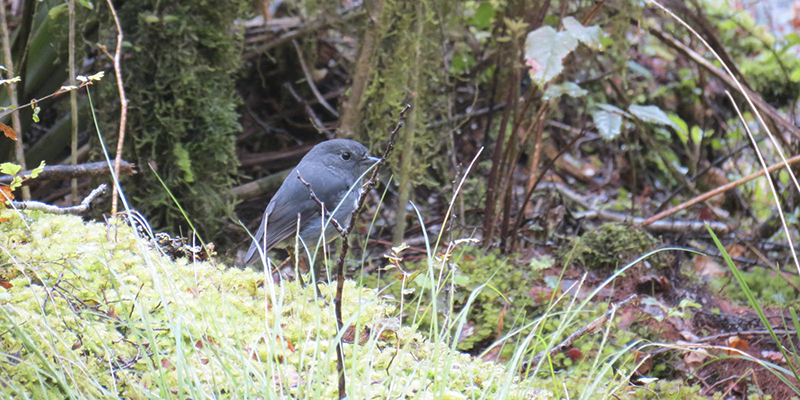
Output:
[{"xmin": 367, "ymin": 156, "xmax": 381, "ymax": 165}]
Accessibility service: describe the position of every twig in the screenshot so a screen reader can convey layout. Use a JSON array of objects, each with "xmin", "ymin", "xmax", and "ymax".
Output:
[
  {"xmin": 525, "ymin": 294, "xmax": 638, "ymax": 374},
  {"xmin": 296, "ymin": 170, "xmax": 345, "ymax": 234},
  {"xmin": 0, "ymin": 80, "xmax": 95, "ymax": 121},
  {"xmin": 537, "ymin": 182, "xmax": 730, "ymax": 233},
  {"xmin": 641, "ymin": 154, "xmax": 800, "ymax": 227},
  {"xmin": 297, "ymin": 104, "xmax": 410, "ymax": 400},
  {"xmin": 0, "ymin": 161, "xmax": 136, "ymax": 185},
  {"xmin": 99, "ymin": 0, "xmax": 128, "ymax": 216},
  {"xmin": 291, "ymin": 39, "xmax": 338, "ymax": 117},
  {"xmin": 697, "ymin": 329, "xmax": 797, "ymax": 343},
  {"xmin": 7, "ymin": 184, "xmax": 107, "ymax": 215},
  {"xmin": 511, "ymin": 130, "xmax": 586, "ymax": 248},
  {"xmin": 69, "ymin": 0, "xmax": 78, "ymax": 205},
  {"xmin": 242, "ymin": 7, "xmax": 365, "ymax": 61},
  {"xmin": 646, "ymin": 25, "xmax": 800, "ymax": 141},
  {"xmin": 284, "ymin": 82, "xmax": 334, "ymax": 139},
  {"xmin": 0, "ymin": 1, "xmax": 29, "ymax": 201}
]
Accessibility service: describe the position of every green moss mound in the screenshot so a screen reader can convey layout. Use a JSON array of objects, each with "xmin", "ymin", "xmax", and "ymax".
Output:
[
  {"xmin": 0, "ymin": 211, "xmax": 547, "ymax": 399},
  {"xmin": 557, "ymin": 223, "xmax": 665, "ymax": 270}
]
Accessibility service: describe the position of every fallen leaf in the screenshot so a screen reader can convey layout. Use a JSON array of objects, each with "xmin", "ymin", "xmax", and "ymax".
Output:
[
  {"xmin": 762, "ymin": 350, "xmax": 785, "ymax": 363},
  {"xmin": 693, "ymin": 255, "xmax": 726, "ymax": 278},
  {"xmin": 684, "ymin": 348, "xmax": 709, "ymax": 367},
  {"xmin": 726, "ymin": 336, "xmax": 749, "ymax": 354},
  {"xmin": 160, "ymin": 358, "xmax": 175, "ymax": 371}
]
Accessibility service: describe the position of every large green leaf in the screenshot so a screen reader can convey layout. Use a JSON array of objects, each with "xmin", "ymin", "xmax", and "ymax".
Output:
[
  {"xmin": 628, "ymin": 104, "xmax": 680, "ymax": 132},
  {"xmin": 524, "ymin": 18, "xmax": 601, "ymax": 87},
  {"xmin": 543, "ymin": 82, "xmax": 587, "ymax": 99},
  {"xmin": 592, "ymin": 104, "xmax": 624, "ymax": 140},
  {"xmin": 525, "ymin": 26, "xmax": 577, "ymax": 86},
  {"xmin": 562, "ymin": 16, "xmax": 602, "ymax": 48}
]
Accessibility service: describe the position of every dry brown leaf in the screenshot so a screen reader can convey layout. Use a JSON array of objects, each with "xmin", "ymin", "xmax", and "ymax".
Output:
[
  {"xmin": 0, "ymin": 123, "xmax": 17, "ymax": 141},
  {"xmin": 684, "ymin": 348, "xmax": 709, "ymax": 367},
  {"xmin": 692, "ymin": 255, "xmax": 726, "ymax": 278},
  {"xmin": 726, "ymin": 336, "xmax": 749, "ymax": 354}
]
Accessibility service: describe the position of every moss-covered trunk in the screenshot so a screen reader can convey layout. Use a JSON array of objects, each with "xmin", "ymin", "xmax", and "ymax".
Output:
[{"xmin": 105, "ymin": 0, "xmax": 247, "ymax": 242}]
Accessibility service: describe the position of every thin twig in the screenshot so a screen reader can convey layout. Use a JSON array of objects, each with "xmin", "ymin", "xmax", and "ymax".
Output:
[
  {"xmin": 525, "ymin": 294, "xmax": 638, "ymax": 374},
  {"xmin": 0, "ymin": 81, "xmax": 94, "ymax": 120},
  {"xmin": 242, "ymin": 7, "xmax": 365, "ymax": 61},
  {"xmin": 69, "ymin": 0, "xmax": 78, "ymax": 205},
  {"xmin": 6, "ymin": 184, "xmax": 107, "ymax": 215},
  {"xmin": 99, "ymin": 0, "xmax": 128, "ymax": 216},
  {"xmin": 283, "ymin": 82, "xmax": 334, "ymax": 138},
  {"xmin": 291, "ymin": 39, "xmax": 338, "ymax": 117},
  {"xmin": 297, "ymin": 104, "xmax": 410, "ymax": 399},
  {"xmin": 641, "ymin": 154, "xmax": 800, "ymax": 227},
  {"xmin": 0, "ymin": 1, "xmax": 29, "ymax": 200},
  {"xmin": 296, "ymin": 170, "xmax": 345, "ymax": 234}
]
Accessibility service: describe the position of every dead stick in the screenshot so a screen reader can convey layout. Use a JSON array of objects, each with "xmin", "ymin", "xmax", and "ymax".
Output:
[
  {"xmin": 292, "ymin": 39, "xmax": 338, "ymax": 117},
  {"xmin": 0, "ymin": 161, "xmax": 136, "ymax": 185},
  {"xmin": 525, "ymin": 294, "xmax": 638, "ymax": 374},
  {"xmin": 7, "ymin": 184, "xmax": 107, "ymax": 215},
  {"xmin": 298, "ymin": 105, "xmax": 409, "ymax": 399},
  {"xmin": 642, "ymin": 154, "xmax": 800, "ymax": 226},
  {"xmin": 99, "ymin": 0, "xmax": 128, "ymax": 216}
]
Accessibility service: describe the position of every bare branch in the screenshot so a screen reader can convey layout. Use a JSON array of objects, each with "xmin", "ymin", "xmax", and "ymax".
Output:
[
  {"xmin": 524, "ymin": 294, "xmax": 639, "ymax": 375},
  {"xmin": 0, "ymin": 161, "xmax": 136, "ymax": 185},
  {"xmin": 291, "ymin": 39, "xmax": 338, "ymax": 117},
  {"xmin": 99, "ymin": 0, "xmax": 129, "ymax": 216},
  {"xmin": 7, "ymin": 184, "xmax": 108, "ymax": 215}
]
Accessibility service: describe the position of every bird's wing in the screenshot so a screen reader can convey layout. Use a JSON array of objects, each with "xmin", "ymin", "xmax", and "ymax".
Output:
[
  {"xmin": 243, "ymin": 199, "xmax": 279, "ymax": 265},
  {"xmin": 244, "ymin": 167, "xmax": 354, "ymax": 266}
]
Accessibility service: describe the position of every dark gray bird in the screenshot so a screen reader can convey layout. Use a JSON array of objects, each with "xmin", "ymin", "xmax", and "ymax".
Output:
[{"xmin": 244, "ymin": 139, "xmax": 379, "ymax": 266}]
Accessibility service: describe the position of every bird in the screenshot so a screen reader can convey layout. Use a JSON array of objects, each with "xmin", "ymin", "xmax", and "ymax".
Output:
[{"xmin": 243, "ymin": 139, "xmax": 380, "ymax": 268}]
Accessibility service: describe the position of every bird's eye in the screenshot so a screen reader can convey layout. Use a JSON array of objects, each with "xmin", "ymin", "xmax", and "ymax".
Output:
[{"xmin": 341, "ymin": 152, "xmax": 351, "ymax": 160}]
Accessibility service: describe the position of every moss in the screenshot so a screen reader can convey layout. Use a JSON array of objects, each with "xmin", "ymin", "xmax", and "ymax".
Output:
[
  {"xmin": 0, "ymin": 210, "xmax": 543, "ymax": 398},
  {"xmin": 97, "ymin": 0, "xmax": 248, "ymax": 243},
  {"xmin": 710, "ymin": 266, "xmax": 800, "ymax": 306},
  {"xmin": 557, "ymin": 223, "xmax": 665, "ymax": 270}
]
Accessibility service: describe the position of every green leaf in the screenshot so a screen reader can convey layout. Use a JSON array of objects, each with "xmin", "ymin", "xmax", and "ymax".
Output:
[
  {"xmin": 561, "ymin": 17, "xmax": 602, "ymax": 48},
  {"xmin": 29, "ymin": 161, "xmax": 46, "ymax": 179},
  {"xmin": 524, "ymin": 26, "xmax": 578, "ymax": 86},
  {"xmin": 791, "ymin": 68, "xmax": 800, "ymax": 83},
  {"xmin": 78, "ymin": 0, "xmax": 93, "ymax": 9},
  {"xmin": 690, "ymin": 126, "xmax": 704, "ymax": 145},
  {"xmin": 173, "ymin": 143, "xmax": 196, "ymax": 183},
  {"xmin": 628, "ymin": 104, "xmax": 679, "ymax": 131},
  {"xmin": 627, "ymin": 61, "xmax": 654, "ymax": 81},
  {"xmin": 48, "ymin": 3, "xmax": 68, "ymax": 19},
  {"xmin": 543, "ymin": 82, "xmax": 587, "ymax": 99},
  {"xmin": 32, "ymin": 106, "xmax": 40, "ymax": 123},
  {"xmin": 786, "ymin": 32, "xmax": 800, "ymax": 47},
  {"xmin": 592, "ymin": 106, "xmax": 623, "ymax": 140},
  {"xmin": 470, "ymin": 2, "xmax": 494, "ymax": 30},
  {"xmin": 668, "ymin": 114, "xmax": 688, "ymax": 143},
  {"xmin": 0, "ymin": 163, "xmax": 21, "ymax": 176}
]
